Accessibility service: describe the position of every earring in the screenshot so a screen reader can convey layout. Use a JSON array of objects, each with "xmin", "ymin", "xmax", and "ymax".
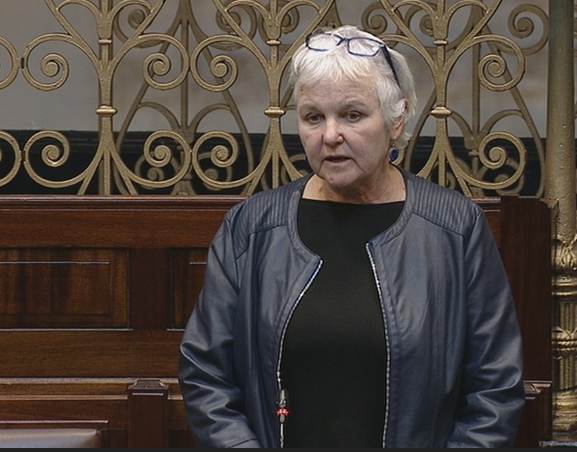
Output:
[{"xmin": 389, "ymin": 148, "xmax": 399, "ymax": 161}]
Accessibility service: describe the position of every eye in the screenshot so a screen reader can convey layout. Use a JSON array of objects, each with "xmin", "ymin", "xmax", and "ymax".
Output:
[
  {"xmin": 345, "ymin": 111, "xmax": 362, "ymax": 121},
  {"xmin": 305, "ymin": 112, "xmax": 322, "ymax": 124}
]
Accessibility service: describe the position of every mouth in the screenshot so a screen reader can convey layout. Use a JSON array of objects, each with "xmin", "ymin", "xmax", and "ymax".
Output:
[{"xmin": 326, "ymin": 156, "xmax": 349, "ymax": 163}]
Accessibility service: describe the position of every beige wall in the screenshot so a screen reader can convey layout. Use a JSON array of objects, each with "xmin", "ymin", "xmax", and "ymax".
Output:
[{"xmin": 0, "ymin": 0, "xmax": 550, "ymax": 137}]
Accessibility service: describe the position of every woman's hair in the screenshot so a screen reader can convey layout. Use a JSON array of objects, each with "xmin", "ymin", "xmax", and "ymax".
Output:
[{"xmin": 290, "ymin": 25, "xmax": 417, "ymax": 150}]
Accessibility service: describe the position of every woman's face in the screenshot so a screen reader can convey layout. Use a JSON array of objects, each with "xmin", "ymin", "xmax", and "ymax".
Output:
[{"xmin": 297, "ymin": 77, "xmax": 402, "ymax": 202}]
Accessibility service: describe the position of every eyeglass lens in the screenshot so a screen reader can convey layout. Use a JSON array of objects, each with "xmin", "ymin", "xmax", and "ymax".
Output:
[
  {"xmin": 306, "ymin": 32, "xmax": 400, "ymax": 86},
  {"xmin": 307, "ymin": 34, "xmax": 381, "ymax": 56}
]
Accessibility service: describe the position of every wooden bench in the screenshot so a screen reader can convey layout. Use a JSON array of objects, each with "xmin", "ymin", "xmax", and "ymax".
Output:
[
  {"xmin": 0, "ymin": 194, "xmax": 554, "ymax": 447},
  {"xmin": 0, "ymin": 427, "xmax": 102, "ymax": 448}
]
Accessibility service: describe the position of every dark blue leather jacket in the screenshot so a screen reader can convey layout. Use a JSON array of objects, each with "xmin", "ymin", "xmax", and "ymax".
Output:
[{"xmin": 178, "ymin": 169, "xmax": 525, "ymax": 448}]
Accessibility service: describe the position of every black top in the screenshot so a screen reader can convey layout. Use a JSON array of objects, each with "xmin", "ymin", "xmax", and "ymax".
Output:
[{"xmin": 280, "ymin": 198, "xmax": 403, "ymax": 448}]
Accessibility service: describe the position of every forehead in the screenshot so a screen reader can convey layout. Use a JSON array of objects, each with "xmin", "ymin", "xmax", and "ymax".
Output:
[{"xmin": 297, "ymin": 77, "xmax": 378, "ymax": 107}]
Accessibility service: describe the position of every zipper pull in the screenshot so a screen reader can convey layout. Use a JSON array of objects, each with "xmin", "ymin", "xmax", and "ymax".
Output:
[{"xmin": 276, "ymin": 388, "xmax": 289, "ymax": 447}]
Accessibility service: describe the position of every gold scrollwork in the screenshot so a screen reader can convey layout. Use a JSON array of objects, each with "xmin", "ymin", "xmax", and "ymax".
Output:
[
  {"xmin": 0, "ymin": 37, "xmax": 19, "ymax": 90},
  {"xmin": 22, "ymin": 130, "xmax": 92, "ymax": 188},
  {"xmin": 0, "ymin": 0, "xmax": 549, "ymax": 197},
  {"xmin": 21, "ymin": 38, "xmax": 71, "ymax": 91},
  {"xmin": 367, "ymin": 0, "xmax": 544, "ymax": 196},
  {"xmin": 192, "ymin": 130, "xmax": 259, "ymax": 190},
  {"xmin": 118, "ymin": 130, "xmax": 192, "ymax": 190},
  {"xmin": 0, "ymin": 131, "xmax": 22, "ymax": 186}
]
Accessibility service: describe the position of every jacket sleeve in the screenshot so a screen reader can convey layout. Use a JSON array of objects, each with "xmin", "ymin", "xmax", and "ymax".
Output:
[
  {"xmin": 446, "ymin": 208, "xmax": 525, "ymax": 447},
  {"xmin": 178, "ymin": 211, "xmax": 262, "ymax": 448}
]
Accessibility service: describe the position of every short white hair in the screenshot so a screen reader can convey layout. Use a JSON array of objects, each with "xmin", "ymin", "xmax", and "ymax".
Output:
[{"xmin": 290, "ymin": 25, "xmax": 417, "ymax": 149}]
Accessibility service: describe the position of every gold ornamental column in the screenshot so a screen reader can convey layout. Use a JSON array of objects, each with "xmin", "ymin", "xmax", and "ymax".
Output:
[{"xmin": 547, "ymin": 0, "xmax": 577, "ymax": 434}]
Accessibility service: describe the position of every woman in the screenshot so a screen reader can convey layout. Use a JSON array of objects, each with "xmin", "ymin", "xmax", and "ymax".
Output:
[{"xmin": 178, "ymin": 24, "xmax": 525, "ymax": 448}]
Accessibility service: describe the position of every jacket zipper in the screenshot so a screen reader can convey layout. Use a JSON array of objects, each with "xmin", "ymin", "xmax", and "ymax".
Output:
[
  {"xmin": 274, "ymin": 247, "xmax": 389, "ymax": 447},
  {"xmin": 275, "ymin": 259, "xmax": 323, "ymax": 448},
  {"xmin": 366, "ymin": 243, "xmax": 389, "ymax": 448}
]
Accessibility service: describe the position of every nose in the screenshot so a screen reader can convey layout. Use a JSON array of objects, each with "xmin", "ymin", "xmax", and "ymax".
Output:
[{"xmin": 323, "ymin": 118, "xmax": 344, "ymax": 146}]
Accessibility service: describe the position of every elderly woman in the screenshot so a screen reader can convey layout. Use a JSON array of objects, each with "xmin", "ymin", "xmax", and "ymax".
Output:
[{"xmin": 178, "ymin": 24, "xmax": 525, "ymax": 448}]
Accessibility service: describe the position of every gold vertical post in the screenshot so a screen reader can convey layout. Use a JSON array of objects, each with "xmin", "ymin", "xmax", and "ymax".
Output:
[
  {"xmin": 547, "ymin": 0, "xmax": 577, "ymax": 435},
  {"xmin": 546, "ymin": 0, "xmax": 575, "ymax": 226}
]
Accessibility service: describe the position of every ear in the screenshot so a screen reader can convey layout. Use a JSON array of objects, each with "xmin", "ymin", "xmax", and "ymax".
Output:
[{"xmin": 390, "ymin": 99, "xmax": 408, "ymax": 141}]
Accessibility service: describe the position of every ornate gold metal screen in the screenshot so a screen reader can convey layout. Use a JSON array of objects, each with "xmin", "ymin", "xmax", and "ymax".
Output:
[
  {"xmin": 2, "ymin": 0, "xmax": 577, "ymax": 437},
  {"xmin": 0, "ymin": 0, "xmax": 547, "ymax": 197}
]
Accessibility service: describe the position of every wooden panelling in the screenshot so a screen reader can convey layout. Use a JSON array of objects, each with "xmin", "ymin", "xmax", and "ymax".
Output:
[
  {"xmin": 0, "ymin": 196, "xmax": 241, "ymax": 248},
  {"xmin": 0, "ymin": 330, "xmax": 183, "ymax": 377},
  {"xmin": 0, "ymin": 196, "xmax": 241, "ymax": 447},
  {"xmin": 171, "ymin": 249, "xmax": 209, "ymax": 329},
  {"xmin": 501, "ymin": 196, "xmax": 555, "ymax": 382},
  {"xmin": 0, "ymin": 249, "xmax": 128, "ymax": 328}
]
